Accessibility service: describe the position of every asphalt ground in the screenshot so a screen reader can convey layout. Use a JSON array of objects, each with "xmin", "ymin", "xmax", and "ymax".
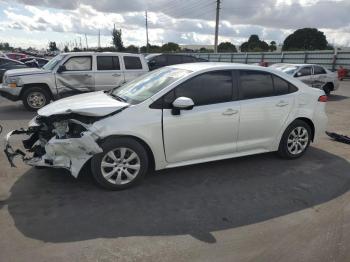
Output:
[{"xmin": 0, "ymin": 82, "xmax": 350, "ymax": 262}]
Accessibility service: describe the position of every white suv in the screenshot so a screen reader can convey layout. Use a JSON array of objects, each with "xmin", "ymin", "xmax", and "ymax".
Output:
[
  {"xmin": 0, "ymin": 52, "xmax": 149, "ymax": 111},
  {"xmin": 5, "ymin": 63, "xmax": 328, "ymax": 190}
]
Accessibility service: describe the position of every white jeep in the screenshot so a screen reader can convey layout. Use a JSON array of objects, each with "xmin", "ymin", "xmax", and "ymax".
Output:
[{"xmin": 0, "ymin": 52, "xmax": 149, "ymax": 111}]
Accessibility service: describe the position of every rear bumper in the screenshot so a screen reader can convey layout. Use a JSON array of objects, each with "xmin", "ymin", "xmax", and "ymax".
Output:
[{"xmin": 0, "ymin": 84, "xmax": 21, "ymax": 101}]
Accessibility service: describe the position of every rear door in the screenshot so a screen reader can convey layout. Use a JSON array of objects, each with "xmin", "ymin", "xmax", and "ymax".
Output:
[
  {"xmin": 237, "ymin": 70, "xmax": 295, "ymax": 152},
  {"xmin": 312, "ymin": 65, "xmax": 328, "ymax": 89},
  {"xmin": 95, "ymin": 55, "xmax": 124, "ymax": 91},
  {"xmin": 162, "ymin": 70, "xmax": 240, "ymax": 163},
  {"xmin": 122, "ymin": 55, "xmax": 145, "ymax": 83},
  {"xmin": 55, "ymin": 55, "xmax": 94, "ymax": 96},
  {"xmin": 295, "ymin": 66, "xmax": 313, "ymax": 86}
]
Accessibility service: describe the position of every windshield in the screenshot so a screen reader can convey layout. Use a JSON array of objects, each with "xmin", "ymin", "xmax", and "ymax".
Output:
[
  {"xmin": 112, "ymin": 67, "xmax": 192, "ymax": 104},
  {"xmin": 273, "ymin": 65, "xmax": 300, "ymax": 75},
  {"xmin": 42, "ymin": 54, "xmax": 66, "ymax": 70}
]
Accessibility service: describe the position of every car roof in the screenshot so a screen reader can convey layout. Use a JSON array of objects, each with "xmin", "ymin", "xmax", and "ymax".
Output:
[
  {"xmin": 61, "ymin": 52, "xmax": 143, "ymax": 56},
  {"xmin": 272, "ymin": 63, "xmax": 322, "ymax": 67},
  {"xmin": 168, "ymin": 62, "xmax": 274, "ymax": 72}
]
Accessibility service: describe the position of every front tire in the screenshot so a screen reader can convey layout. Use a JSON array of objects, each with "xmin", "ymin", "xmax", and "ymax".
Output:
[
  {"xmin": 278, "ymin": 120, "xmax": 312, "ymax": 159},
  {"xmin": 91, "ymin": 137, "xmax": 149, "ymax": 190},
  {"xmin": 22, "ymin": 87, "xmax": 51, "ymax": 111}
]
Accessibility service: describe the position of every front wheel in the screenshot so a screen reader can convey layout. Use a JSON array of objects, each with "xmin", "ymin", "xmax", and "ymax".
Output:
[
  {"xmin": 22, "ymin": 87, "xmax": 51, "ymax": 111},
  {"xmin": 278, "ymin": 120, "xmax": 312, "ymax": 159},
  {"xmin": 91, "ymin": 137, "xmax": 149, "ymax": 190}
]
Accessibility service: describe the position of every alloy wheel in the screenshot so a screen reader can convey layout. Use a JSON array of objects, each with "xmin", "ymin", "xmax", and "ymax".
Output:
[{"xmin": 287, "ymin": 126, "xmax": 309, "ymax": 155}]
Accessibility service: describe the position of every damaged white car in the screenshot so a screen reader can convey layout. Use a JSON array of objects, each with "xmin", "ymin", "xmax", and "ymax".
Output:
[{"xmin": 5, "ymin": 63, "xmax": 328, "ymax": 190}]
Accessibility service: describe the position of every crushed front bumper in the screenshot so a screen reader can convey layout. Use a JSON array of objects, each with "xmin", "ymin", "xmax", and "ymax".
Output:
[{"xmin": 4, "ymin": 129, "xmax": 103, "ymax": 177}]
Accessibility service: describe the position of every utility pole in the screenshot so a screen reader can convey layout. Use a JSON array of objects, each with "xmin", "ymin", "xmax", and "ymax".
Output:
[
  {"xmin": 214, "ymin": 0, "xmax": 221, "ymax": 53},
  {"xmin": 85, "ymin": 33, "xmax": 88, "ymax": 50},
  {"xmin": 145, "ymin": 10, "xmax": 149, "ymax": 53},
  {"xmin": 98, "ymin": 29, "xmax": 101, "ymax": 49}
]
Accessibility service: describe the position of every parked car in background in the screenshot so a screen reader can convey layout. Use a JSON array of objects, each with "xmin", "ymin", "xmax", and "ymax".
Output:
[
  {"xmin": 0, "ymin": 52, "xmax": 149, "ymax": 111},
  {"xmin": 145, "ymin": 54, "xmax": 207, "ymax": 71},
  {"xmin": 270, "ymin": 63, "xmax": 339, "ymax": 95},
  {"xmin": 20, "ymin": 57, "xmax": 49, "ymax": 68},
  {"xmin": 0, "ymin": 58, "xmax": 27, "ymax": 83},
  {"xmin": 5, "ymin": 52, "xmax": 28, "ymax": 60},
  {"xmin": 5, "ymin": 63, "xmax": 328, "ymax": 190}
]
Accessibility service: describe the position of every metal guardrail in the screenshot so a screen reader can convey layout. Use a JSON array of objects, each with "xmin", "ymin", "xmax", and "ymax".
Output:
[{"xmin": 178, "ymin": 50, "xmax": 350, "ymax": 71}]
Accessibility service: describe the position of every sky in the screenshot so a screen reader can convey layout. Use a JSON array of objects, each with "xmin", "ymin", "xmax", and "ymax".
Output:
[{"xmin": 0, "ymin": 0, "xmax": 349, "ymax": 50}]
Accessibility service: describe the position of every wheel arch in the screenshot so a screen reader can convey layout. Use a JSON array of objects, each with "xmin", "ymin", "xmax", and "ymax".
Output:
[
  {"xmin": 98, "ymin": 135, "xmax": 156, "ymax": 171},
  {"xmin": 294, "ymin": 117, "xmax": 315, "ymax": 141},
  {"xmin": 20, "ymin": 83, "xmax": 53, "ymax": 100}
]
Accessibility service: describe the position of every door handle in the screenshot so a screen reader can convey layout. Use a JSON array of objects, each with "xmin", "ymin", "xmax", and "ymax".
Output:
[
  {"xmin": 276, "ymin": 101, "xmax": 289, "ymax": 107},
  {"xmin": 112, "ymin": 73, "xmax": 121, "ymax": 77},
  {"xmin": 222, "ymin": 108, "xmax": 239, "ymax": 115}
]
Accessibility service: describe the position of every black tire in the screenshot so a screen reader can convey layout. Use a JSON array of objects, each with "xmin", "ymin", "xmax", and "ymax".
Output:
[
  {"xmin": 323, "ymin": 84, "xmax": 332, "ymax": 96},
  {"xmin": 91, "ymin": 137, "xmax": 149, "ymax": 190},
  {"xmin": 22, "ymin": 87, "xmax": 51, "ymax": 111},
  {"xmin": 277, "ymin": 120, "xmax": 312, "ymax": 159}
]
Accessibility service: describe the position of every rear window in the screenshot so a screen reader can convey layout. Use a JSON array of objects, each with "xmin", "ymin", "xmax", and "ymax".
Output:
[
  {"xmin": 97, "ymin": 56, "xmax": 120, "ymax": 70},
  {"xmin": 314, "ymin": 66, "xmax": 326, "ymax": 75},
  {"xmin": 167, "ymin": 55, "xmax": 182, "ymax": 65},
  {"xmin": 124, "ymin": 56, "xmax": 142, "ymax": 70}
]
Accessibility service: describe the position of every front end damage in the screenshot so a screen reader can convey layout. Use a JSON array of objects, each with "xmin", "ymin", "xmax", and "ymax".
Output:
[{"xmin": 4, "ymin": 114, "xmax": 103, "ymax": 177}]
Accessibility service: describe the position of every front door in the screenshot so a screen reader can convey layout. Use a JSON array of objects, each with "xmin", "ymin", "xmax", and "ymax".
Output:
[
  {"xmin": 55, "ymin": 56, "xmax": 94, "ymax": 97},
  {"xmin": 162, "ymin": 70, "xmax": 240, "ymax": 163},
  {"xmin": 295, "ymin": 66, "xmax": 313, "ymax": 86}
]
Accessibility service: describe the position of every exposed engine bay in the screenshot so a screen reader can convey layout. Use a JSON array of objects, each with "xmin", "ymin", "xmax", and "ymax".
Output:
[{"xmin": 4, "ymin": 113, "xmax": 104, "ymax": 177}]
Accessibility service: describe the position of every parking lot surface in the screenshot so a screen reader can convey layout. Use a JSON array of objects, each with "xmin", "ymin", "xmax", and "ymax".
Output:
[{"xmin": 0, "ymin": 83, "xmax": 350, "ymax": 262}]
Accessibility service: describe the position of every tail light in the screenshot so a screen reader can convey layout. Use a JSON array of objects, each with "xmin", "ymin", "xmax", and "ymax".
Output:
[{"xmin": 318, "ymin": 95, "xmax": 328, "ymax": 102}]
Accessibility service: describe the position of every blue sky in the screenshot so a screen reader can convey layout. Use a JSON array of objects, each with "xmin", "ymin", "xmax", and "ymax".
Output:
[{"xmin": 0, "ymin": 0, "xmax": 349, "ymax": 50}]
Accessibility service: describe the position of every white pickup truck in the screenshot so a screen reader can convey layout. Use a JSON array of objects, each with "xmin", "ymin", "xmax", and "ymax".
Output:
[{"xmin": 0, "ymin": 52, "xmax": 149, "ymax": 111}]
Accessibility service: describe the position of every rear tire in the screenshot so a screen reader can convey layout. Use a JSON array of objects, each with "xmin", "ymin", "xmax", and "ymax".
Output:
[
  {"xmin": 323, "ymin": 83, "xmax": 332, "ymax": 96},
  {"xmin": 22, "ymin": 87, "xmax": 51, "ymax": 111},
  {"xmin": 278, "ymin": 120, "xmax": 312, "ymax": 159},
  {"xmin": 91, "ymin": 137, "xmax": 149, "ymax": 190}
]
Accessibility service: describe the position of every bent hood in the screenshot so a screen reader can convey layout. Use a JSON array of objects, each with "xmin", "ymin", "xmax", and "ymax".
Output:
[
  {"xmin": 6, "ymin": 68, "xmax": 51, "ymax": 77},
  {"xmin": 38, "ymin": 91, "xmax": 129, "ymax": 117}
]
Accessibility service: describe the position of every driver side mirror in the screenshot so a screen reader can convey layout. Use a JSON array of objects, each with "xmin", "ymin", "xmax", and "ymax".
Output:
[
  {"xmin": 171, "ymin": 97, "xmax": 194, "ymax": 115},
  {"xmin": 57, "ymin": 65, "xmax": 66, "ymax": 73}
]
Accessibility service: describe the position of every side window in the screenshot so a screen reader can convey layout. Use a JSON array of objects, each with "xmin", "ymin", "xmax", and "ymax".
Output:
[
  {"xmin": 167, "ymin": 55, "xmax": 183, "ymax": 65},
  {"xmin": 97, "ymin": 56, "xmax": 120, "ymax": 70},
  {"xmin": 272, "ymin": 75, "xmax": 289, "ymax": 95},
  {"xmin": 314, "ymin": 66, "xmax": 326, "ymax": 75},
  {"xmin": 64, "ymin": 56, "xmax": 92, "ymax": 71},
  {"xmin": 174, "ymin": 70, "xmax": 234, "ymax": 106},
  {"xmin": 124, "ymin": 56, "xmax": 142, "ymax": 70},
  {"xmin": 182, "ymin": 56, "xmax": 195, "ymax": 63},
  {"xmin": 296, "ymin": 66, "xmax": 312, "ymax": 77},
  {"xmin": 239, "ymin": 70, "xmax": 274, "ymax": 99},
  {"xmin": 154, "ymin": 55, "xmax": 167, "ymax": 66}
]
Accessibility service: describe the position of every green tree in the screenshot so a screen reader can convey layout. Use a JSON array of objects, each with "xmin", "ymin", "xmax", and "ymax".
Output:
[
  {"xmin": 161, "ymin": 42, "xmax": 180, "ymax": 52},
  {"xmin": 199, "ymin": 47, "xmax": 214, "ymax": 53},
  {"xmin": 269, "ymin": 41, "xmax": 277, "ymax": 52},
  {"xmin": 63, "ymin": 45, "xmax": 69, "ymax": 52},
  {"xmin": 240, "ymin": 35, "xmax": 269, "ymax": 52},
  {"xmin": 217, "ymin": 42, "xmax": 237, "ymax": 53},
  {"xmin": 282, "ymin": 28, "xmax": 328, "ymax": 51},
  {"xmin": 49, "ymin": 41, "xmax": 58, "ymax": 51},
  {"xmin": 0, "ymin": 42, "xmax": 12, "ymax": 50},
  {"xmin": 112, "ymin": 28, "xmax": 124, "ymax": 51},
  {"xmin": 124, "ymin": 45, "xmax": 139, "ymax": 53}
]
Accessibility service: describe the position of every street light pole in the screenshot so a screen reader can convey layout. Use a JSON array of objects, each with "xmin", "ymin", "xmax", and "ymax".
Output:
[
  {"xmin": 145, "ymin": 10, "xmax": 149, "ymax": 53},
  {"xmin": 214, "ymin": 0, "xmax": 221, "ymax": 53}
]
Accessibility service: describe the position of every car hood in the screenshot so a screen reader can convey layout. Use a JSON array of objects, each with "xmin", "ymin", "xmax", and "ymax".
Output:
[
  {"xmin": 5, "ymin": 68, "xmax": 51, "ymax": 77},
  {"xmin": 38, "ymin": 91, "xmax": 129, "ymax": 117}
]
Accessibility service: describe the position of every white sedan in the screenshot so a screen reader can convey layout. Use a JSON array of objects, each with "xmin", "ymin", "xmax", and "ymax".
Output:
[
  {"xmin": 5, "ymin": 63, "xmax": 328, "ymax": 190},
  {"xmin": 270, "ymin": 63, "xmax": 339, "ymax": 95}
]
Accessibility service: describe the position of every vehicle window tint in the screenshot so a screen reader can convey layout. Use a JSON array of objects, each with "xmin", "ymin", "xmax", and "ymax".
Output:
[
  {"xmin": 97, "ymin": 56, "xmax": 120, "ymax": 70},
  {"xmin": 167, "ymin": 55, "xmax": 183, "ymax": 65},
  {"xmin": 297, "ymin": 66, "xmax": 312, "ymax": 77},
  {"xmin": 272, "ymin": 75, "xmax": 289, "ymax": 95},
  {"xmin": 314, "ymin": 66, "xmax": 326, "ymax": 75},
  {"xmin": 182, "ymin": 56, "xmax": 195, "ymax": 63},
  {"xmin": 174, "ymin": 70, "xmax": 233, "ymax": 106},
  {"xmin": 64, "ymin": 56, "xmax": 92, "ymax": 71},
  {"xmin": 124, "ymin": 56, "xmax": 142, "ymax": 70},
  {"xmin": 239, "ymin": 70, "xmax": 274, "ymax": 99},
  {"xmin": 153, "ymin": 55, "xmax": 167, "ymax": 66}
]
